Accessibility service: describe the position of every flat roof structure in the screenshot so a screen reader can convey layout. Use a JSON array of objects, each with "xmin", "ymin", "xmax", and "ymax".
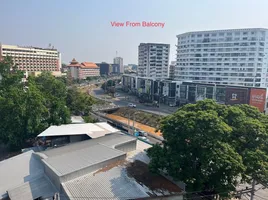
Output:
[
  {"xmin": 37, "ymin": 122, "xmax": 119, "ymax": 138},
  {"xmin": 41, "ymin": 133, "xmax": 136, "ymax": 158},
  {"xmin": 7, "ymin": 176, "xmax": 57, "ymax": 200},
  {"xmin": 0, "ymin": 150, "xmax": 44, "ymax": 199},
  {"xmin": 70, "ymin": 116, "xmax": 85, "ymax": 124},
  {"xmin": 1, "ymin": 132, "xmax": 183, "ymax": 200},
  {"xmin": 62, "ymin": 166, "xmax": 150, "ymax": 200},
  {"xmin": 43, "ymin": 144, "xmax": 126, "ymax": 176}
]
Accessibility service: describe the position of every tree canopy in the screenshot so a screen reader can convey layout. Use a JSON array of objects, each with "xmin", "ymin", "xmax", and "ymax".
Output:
[
  {"xmin": 66, "ymin": 86, "xmax": 95, "ymax": 116},
  {"xmin": 0, "ymin": 57, "xmax": 94, "ymax": 150},
  {"xmin": 147, "ymin": 99, "xmax": 268, "ymax": 199}
]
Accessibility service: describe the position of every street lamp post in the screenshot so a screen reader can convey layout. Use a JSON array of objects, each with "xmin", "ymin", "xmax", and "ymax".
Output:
[
  {"xmin": 128, "ymin": 112, "xmax": 130, "ymax": 134},
  {"xmin": 132, "ymin": 112, "xmax": 140, "ymax": 134}
]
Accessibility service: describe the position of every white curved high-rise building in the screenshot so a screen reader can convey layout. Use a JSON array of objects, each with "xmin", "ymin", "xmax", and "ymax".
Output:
[{"xmin": 176, "ymin": 28, "xmax": 268, "ymax": 87}]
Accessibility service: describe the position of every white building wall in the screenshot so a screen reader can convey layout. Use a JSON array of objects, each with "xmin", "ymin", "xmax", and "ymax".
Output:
[
  {"xmin": 138, "ymin": 43, "xmax": 170, "ymax": 79},
  {"xmin": 113, "ymin": 57, "xmax": 124, "ymax": 73},
  {"xmin": 175, "ymin": 28, "xmax": 268, "ymax": 88},
  {"xmin": 1, "ymin": 44, "xmax": 61, "ymax": 72},
  {"xmin": 70, "ymin": 67, "xmax": 79, "ymax": 79}
]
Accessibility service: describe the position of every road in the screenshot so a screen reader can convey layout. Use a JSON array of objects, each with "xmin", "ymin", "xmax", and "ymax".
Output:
[{"xmin": 92, "ymin": 88, "xmax": 176, "ymax": 116}]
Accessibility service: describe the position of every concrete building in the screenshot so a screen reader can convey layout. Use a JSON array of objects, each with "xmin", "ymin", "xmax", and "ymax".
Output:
[
  {"xmin": 37, "ymin": 122, "xmax": 119, "ymax": 146},
  {"xmin": 0, "ymin": 131, "xmax": 183, "ymax": 200},
  {"xmin": 138, "ymin": 43, "xmax": 170, "ymax": 79},
  {"xmin": 111, "ymin": 63, "xmax": 120, "ymax": 74},
  {"xmin": 169, "ymin": 61, "xmax": 176, "ymax": 80},
  {"xmin": 0, "ymin": 44, "xmax": 61, "ymax": 74},
  {"xmin": 122, "ymin": 74, "xmax": 267, "ymax": 112},
  {"xmin": 67, "ymin": 58, "xmax": 100, "ymax": 80},
  {"xmin": 176, "ymin": 28, "xmax": 268, "ymax": 87},
  {"xmin": 96, "ymin": 62, "xmax": 112, "ymax": 75},
  {"xmin": 113, "ymin": 57, "xmax": 123, "ymax": 73}
]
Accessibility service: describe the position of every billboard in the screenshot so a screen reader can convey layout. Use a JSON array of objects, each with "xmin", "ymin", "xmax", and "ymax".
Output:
[
  {"xmin": 249, "ymin": 88, "xmax": 266, "ymax": 112},
  {"xmin": 225, "ymin": 87, "xmax": 249, "ymax": 105}
]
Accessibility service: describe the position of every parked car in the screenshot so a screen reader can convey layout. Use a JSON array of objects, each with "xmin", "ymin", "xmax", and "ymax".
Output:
[
  {"xmin": 128, "ymin": 103, "xmax": 136, "ymax": 108},
  {"xmin": 138, "ymin": 131, "xmax": 148, "ymax": 137},
  {"xmin": 169, "ymin": 103, "xmax": 176, "ymax": 107},
  {"xmin": 138, "ymin": 136, "xmax": 150, "ymax": 143},
  {"xmin": 115, "ymin": 93, "xmax": 120, "ymax": 97}
]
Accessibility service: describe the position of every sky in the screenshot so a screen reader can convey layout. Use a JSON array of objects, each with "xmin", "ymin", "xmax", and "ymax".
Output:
[{"xmin": 1, "ymin": 0, "xmax": 268, "ymax": 65}]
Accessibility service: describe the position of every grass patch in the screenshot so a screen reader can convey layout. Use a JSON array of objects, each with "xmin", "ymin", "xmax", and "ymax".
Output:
[{"xmin": 106, "ymin": 107, "xmax": 162, "ymax": 128}]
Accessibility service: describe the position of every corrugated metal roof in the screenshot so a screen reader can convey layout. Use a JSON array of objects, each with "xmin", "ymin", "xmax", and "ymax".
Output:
[
  {"xmin": 37, "ymin": 122, "xmax": 119, "ymax": 138},
  {"xmin": 8, "ymin": 175, "xmax": 57, "ymax": 200},
  {"xmin": 60, "ymin": 140, "xmax": 155, "ymax": 200},
  {"xmin": 99, "ymin": 134, "xmax": 137, "ymax": 148},
  {"xmin": 0, "ymin": 151, "xmax": 44, "ymax": 199},
  {"xmin": 41, "ymin": 133, "xmax": 136, "ymax": 158},
  {"xmin": 43, "ymin": 144, "xmax": 126, "ymax": 176},
  {"xmin": 62, "ymin": 166, "xmax": 150, "ymax": 200}
]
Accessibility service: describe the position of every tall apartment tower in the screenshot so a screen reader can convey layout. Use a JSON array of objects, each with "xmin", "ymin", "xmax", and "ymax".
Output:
[
  {"xmin": 0, "ymin": 44, "xmax": 61, "ymax": 73},
  {"xmin": 138, "ymin": 43, "xmax": 170, "ymax": 79},
  {"xmin": 176, "ymin": 28, "xmax": 268, "ymax": 87},
  {"xmin": 113, "ymin": 57, "xmax": 123, "ymax": 73}
]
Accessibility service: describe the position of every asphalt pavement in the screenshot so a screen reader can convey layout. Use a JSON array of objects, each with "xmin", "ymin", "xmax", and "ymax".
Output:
[{"xmin": 92, "ymin": 88, "xmax": 176, "ymax": 116}]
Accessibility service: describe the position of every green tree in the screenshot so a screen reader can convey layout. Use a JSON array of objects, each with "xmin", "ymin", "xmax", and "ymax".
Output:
[
  {"xmin": 0, "ymin": 58, "xmax": 73, "ymax": 149},
  {"xmin": 29, "ymin": 72, "xmax": 71, "ymax": 125},
  {"xmin": 0, "ymin": 83, "xmax": 49, "ymax": 149},
  {"xmin": 66, "ymin": 87, "xmax": 95, "ymax": 115},
  {"xmin": 0, "ymin": 57, "xmax": 49, "ymax": 149},
  {"xmin": 147, "ymin": 99, "xmax": 268, "ymax": 199}
]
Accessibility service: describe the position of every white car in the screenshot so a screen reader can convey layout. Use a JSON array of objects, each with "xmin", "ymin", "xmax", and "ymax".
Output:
[
  {"xmin": 128, "ymin": 103, "xmax": 136, "ymax": 108},
  {"xmin": 138, "ymin": 136, "xmax": 150, "ymax": 143}
]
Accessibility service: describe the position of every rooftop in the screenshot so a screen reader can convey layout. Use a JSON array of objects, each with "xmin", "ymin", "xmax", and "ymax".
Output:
[
  {"xmin": 1, "ymin": 44, "xmax": 58, "ymax": 51},
  {"xmin": 81, "ymin": 62, "xmax": 99, "ymax": 69},
  {"xmin": 67, "ymin": 59, "xmax": 99, "ymax": 69},
  {"xmin": 7, "ymin": 175, "xmax": 57, "ymax": 200},
  {"xmin": 37, "ymin": 122, "xmax": 119, "ymax": 138},
  {"xmin": 139, "ymin": 43, "xmax": 170, "ymax": 46},
  {"xmin": 43, "ymin": 143, "xmax": 126, "ymax": 176},
  {"xmin": 0, "ymin": 150, "xmax": 44, "ymax": 199},
  {"xmin": 68, "ymin": 58, "xmax": 80, "ymax": 67},
  {"xmin": 62, "ymin": 142, "xmax": 182, "ymax": 200},
  {"xmin": 40, "ymin": 133, "xmax": 136, "ymax": 158},
  {"xmin": 1, "ymin": 131, "xmax": 183, "ymax": 200},
  {"xmin": 176, "ymin": 28, "xmax": 268, "ymax": 37},
  {"xmin": 70, "ymin": 115, "xmax": 85, "ymax": 124}
]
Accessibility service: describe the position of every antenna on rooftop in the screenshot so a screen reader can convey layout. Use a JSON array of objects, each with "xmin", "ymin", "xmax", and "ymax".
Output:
[
  {"xmin": 48, "ymin": 43, "xmax": 51, "ymax": 48},
  {"xmin": 116, "ymin": 51, "xmax": 118, "ymax": 57}
]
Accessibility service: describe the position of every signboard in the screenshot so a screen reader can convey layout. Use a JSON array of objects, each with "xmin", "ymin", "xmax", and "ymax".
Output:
[
  {"xmin": 225, "ymin": 87, "xmax": 249, "ymax": 105},
  {"xmin": 249, "ymin": 88, "xmax": 266, "ymax": 112}
]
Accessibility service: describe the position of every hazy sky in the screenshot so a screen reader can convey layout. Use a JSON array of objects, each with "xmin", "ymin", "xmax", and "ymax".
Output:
[{"xmin": 1, "ymin": 0, "xmax": 268, "ymax": 65}]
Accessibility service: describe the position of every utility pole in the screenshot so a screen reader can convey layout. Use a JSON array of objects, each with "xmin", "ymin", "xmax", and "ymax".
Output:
[
  {"xmin": 132, "ymin": 113, "xmax": 136, "ymax": 134},
  {"xmin": 104, "ymin": 77, "xmax": 107, "ymax": 102},
  {"xmin": 128, "ymin": 112, "xmax": 130, "ymax": 134},
  {"xmin": 158, "ymin": 84, "xmax": 161, "ymax": 115},
  {"xmin": 250, "ymin": 179, "xmax": 256, "ymax": 200}
]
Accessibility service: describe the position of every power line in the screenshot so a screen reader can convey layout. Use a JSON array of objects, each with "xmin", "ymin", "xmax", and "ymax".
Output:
[{"xmin": 253, "ymin": 194, "xmax": 267, "ymax": 200}]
